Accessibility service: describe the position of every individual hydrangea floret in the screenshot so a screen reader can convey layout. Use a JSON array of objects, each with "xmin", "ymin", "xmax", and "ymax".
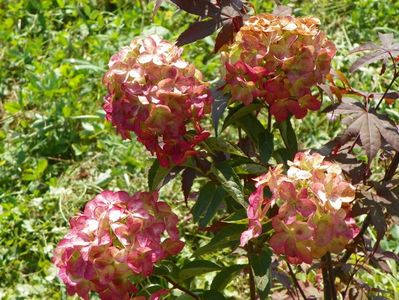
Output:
[
  {"xmin": 53, "ymin": 191, "xmax": 184, "ymax": 300},
  {"xmin": 240, "ymin": 151, "xmax": 358, "ymax": 264},
  {"xmin": 221, "ymin": 14, "xmax": 336, "ymax": 121},
  {"xmin": 103, "ymin": 35, "xmax": 213, "ymax": 167}
]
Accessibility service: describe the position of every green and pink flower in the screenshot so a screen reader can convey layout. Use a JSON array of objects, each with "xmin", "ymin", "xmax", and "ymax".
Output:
[{"xmin": 53, "ymin": 191, "xmax": 184, "ymax": 300}]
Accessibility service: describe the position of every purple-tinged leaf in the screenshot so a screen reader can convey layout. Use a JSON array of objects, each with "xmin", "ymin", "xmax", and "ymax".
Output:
[
  {"xmin": 272, "ymin": 5, "xmax": 292, "ymax": 16},
  {"xmin": 350, "ymin": 32, "xmax": 399, "ymax": 73},
  {"xmin": 330, "ymin": 101, "xmax": 399, "ymax": 162},
  {"xmin": 349, "ymin": 42, "xmax": 380, "ymax": 54},
  {"xmin": 350, "ymin": 50, "xmax": 388, "ymax": 73},
  {"xmin": 214, "ymin": 19, "xmax": 235, "ymax": 52},
  {"xmin": 170, "ymin": 0, "xmax": 220, "ymax": 17},
  {"xmin": 370, "ymin": 205, "xmax": 386, "ymax": 241},
  {"xmin": 182, "ymin": 168, "xmax": 197, "ymax": 204},
  {"xmin": 176, "ymin": 19, "xmax": 219, "ymax": 46},
  {"xmin": 379, "ymin": 32, "xmax": 394, "ymax": 48}
]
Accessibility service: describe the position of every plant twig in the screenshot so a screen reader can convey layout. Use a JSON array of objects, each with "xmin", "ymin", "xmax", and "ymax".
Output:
[
  {"xmin": 162, "ymin": 276, "xmax": 200, "ymax": 300},
  {"xmin": 286, "ymin": 261, "xmax": 307, "ymax": 300},
  {"xmin": 375, "ymin": 53, "xmax": 398, "ymax": 110},
  {"xmin": 246, "ymin": 243, "xmax": 257, "ymax": 300},
  {"xmin": 383, "ymin": 151, "xmax": 399, "ymax": 181},
  {"xmin": 322, "ymin": 254, "xmax": 336, "ymax": 300},
  {"xmin": 325, "ymin": 253, "xmax": 337, "ymax": 300}
]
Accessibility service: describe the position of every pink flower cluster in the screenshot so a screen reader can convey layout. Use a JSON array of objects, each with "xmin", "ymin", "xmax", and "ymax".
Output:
[
  {"xmin": 53, "ymin": 191, "xmax": 184, "ymax": 300},
  {"xmin": 221, "ymin": 14, "xmax": 336, "ymax": 121},
  {"xmin": 240, "ymin": 151, "xmax": 359, "ymax": 264},
  {"xmin": 103, "ymin": 35, "xmax": 213, "ymax": 167}
]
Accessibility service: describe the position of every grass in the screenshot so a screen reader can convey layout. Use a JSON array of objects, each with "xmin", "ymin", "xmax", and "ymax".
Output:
[{"xmin": 1, "ymin": 0, "xmax": 398, "ymax": 299}]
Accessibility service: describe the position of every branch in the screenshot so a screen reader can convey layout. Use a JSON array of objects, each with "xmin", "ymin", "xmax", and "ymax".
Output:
[
  {"xmin": 375, "ymin": 53, "xmax": 398, "ymax": 110},
  {"xmin": 162, "ymin": 276, "xmax": 200, "ymax": 300},
  {"xmin": 383, "ymin": 151, "xmax": 399, "ymax": 181},
  {"xmin": 246, "ymin": 243, "xmax": 257, "ymax": 300},
  {"xmin": 286, "ymin": 261, "xmax": 307, "ymax": 300}
]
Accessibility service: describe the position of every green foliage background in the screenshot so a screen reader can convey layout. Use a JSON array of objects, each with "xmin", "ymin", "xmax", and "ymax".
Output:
[{"xmin": 1, "ymin": 0, "xmax": 398, "ymax": 299}]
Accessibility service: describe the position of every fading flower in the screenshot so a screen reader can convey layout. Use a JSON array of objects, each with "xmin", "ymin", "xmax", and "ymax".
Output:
[
  {"xmin": 222, "ymin": 14, "xmax": 336, "ymax": 121},
  {"xmin": 53, "ymin": 191, "xmax": 184, "ymax": 300},
  {"xmin": 103, "ymin": 35, "xmax": 213, "ymax": 167},
  {"xmin": 241, "ymin": 151, "xmax": 358, "ymax": 264}
]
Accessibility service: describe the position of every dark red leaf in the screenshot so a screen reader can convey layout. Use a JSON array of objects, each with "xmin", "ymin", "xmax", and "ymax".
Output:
[
  {"xmin": 214, "ymin": 19, "xmax": 235, "ymax": 52},
  {"xmin": 182, "ymin": 168, "xmax": 197, "ymax": 204},
  {"xmin": 176, "ymin": 18, "xmax": 220, "ymax": 46},
  {"xmin": 370, "ymin": 205, "xmax": 386, "ymax": 241},
  {"xmin": 171, "ymin": 0, "xmax": 220, "ymax": 17},
  {"xmin": 328, "ymin": 100, "xmax": 399, "ymax": 162}
]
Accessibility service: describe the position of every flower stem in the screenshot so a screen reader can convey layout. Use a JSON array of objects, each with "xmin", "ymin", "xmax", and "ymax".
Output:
[
  {"xmin": 322, "ymin": 253, "xmax": 337, "ymax": 300},
  {"xmin": 286, "ymin": 261, "xmax": 307, "ymax": 300},
  {"xmin": 246, "ymin": 243, "xmax": 257, "ymax": 300},
  {"xmin": 162, "ymin": 276, "xmax": 199, "ymax": 300}
]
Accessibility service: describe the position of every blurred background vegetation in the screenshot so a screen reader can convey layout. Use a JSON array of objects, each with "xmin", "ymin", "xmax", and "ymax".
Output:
[{"xmin": 0, "ymin": 0, "xmax": 398, "ymax": 299}]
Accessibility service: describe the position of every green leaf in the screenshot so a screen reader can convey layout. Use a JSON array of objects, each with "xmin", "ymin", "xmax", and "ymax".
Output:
[
  {"xmin": 204, "ymin": 137, "xmax": 246, "ymax": 157},
  {"xmin": 201, "ymin": 290, "xmax": 226, "ymax": 300},
  {"xmin": 179, "ymin": 260, "xmax": 221, "ymax": 281},
  {"xmin": 194, "ymin": 224, "xmax": 246, "ymax": 256},
  {"xmin": 249, "ymin": 248, "xmax": 272, "ymax": 300},
  {"xmin": 148, "ymin": 160, "xmax": 171, "ymax": 191},
  {"xmin": 211, "ymin": 264, "xmax": 246, "ymax": 291},
  {"xmin": 4, "ymin": 101, "xmax": 22, "ymax": 114},
  {"xmin": 258, "ymin": 130, "xmax": 274, "ymax": 164},
  {"xmin": 147, "ymin": 160, "xmax": 183, "ymax": 191},
  {"xmin": 222, "ymin": 103, "xmax": 263, "ymax": 131},
  {"xmin": 277, "ymin": 118, "xmax": 297, "ymax": 159},
  {"xmin": 235, "ymin": 114, "xmax": 265, "ymax": 144},
  {"xmin": 210, "ymin": 165, "xmax": 245, "ymax": 208},
  {"xmin": 192, "ymin": 182, "xmax": 225, "ymax": 227},
  {"xmin": 211, "ymin": 86, "xmax": 229, "ymax": 136}
]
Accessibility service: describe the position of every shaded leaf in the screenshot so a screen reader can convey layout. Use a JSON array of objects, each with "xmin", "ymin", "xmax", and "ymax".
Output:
[
  {"xmin": 222, "ymin": 103, "xmax": 263, "ymax": 131},
  {"xmin": 182, "ymin": 168, "xmax": 197, "ymax": 203},
  {"xmin": 258, "ymin": 131, "xmax": 274, "ymax": 164},
  {"xmin": 179, "ymin": 260, "xmax": 221, "ymax": 281},
  {"xmin": 211, "ymin": 265, "xmax": 246, "ymax": 291},
  {"xmin": 148, "ymin": 160, "xmax": 183, "ymax": 191},
  {"xmin": 202, "ymin": 290, "xmax": 226, "ymax": 300},
  {"xmin": 204, "ymin": 137, "xmax": 246, "ymax": 156},
  {"xmin": 211, "ymin": 85, "xmax": 230, "ymax": 136},
  {"xmin": 277, "ymin": 118, "xmax": 297, "ymax": 159},
  {"xmin": 192, "ymin": 182, "xmax": 225, "ymax": 227},
  {"xmin": 370, "ymin": 205, "xmax": 387, "ymax": 241},
  {"xmin": 249, "ymin": 248, "xmax": 272, "ymax": 300},
  {"xmin": 194, "ymin": 224, "xmax": 246, "ymax": 256}
]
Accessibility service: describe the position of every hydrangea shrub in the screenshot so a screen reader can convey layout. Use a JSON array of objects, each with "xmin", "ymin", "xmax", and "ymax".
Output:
[{"xmin": 53, "ymin": 1, "xmax": 399, "ymax": 299}]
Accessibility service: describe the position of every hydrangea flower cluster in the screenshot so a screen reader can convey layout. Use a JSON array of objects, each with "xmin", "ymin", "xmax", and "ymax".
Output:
[
  {"xmin": 240, "ymin": 151, "xmax": 359, "ymax": 264},
  {"xmin": 103, "ymin": 35, "xmax": 213, "ymax": 167},
  {"xmin": 53, "ymin": 191, "xmax": 184, "ymax": 300},
  {"xmin": 221, "ymin": 14, "xmax": 336, "ymax": 121}
]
